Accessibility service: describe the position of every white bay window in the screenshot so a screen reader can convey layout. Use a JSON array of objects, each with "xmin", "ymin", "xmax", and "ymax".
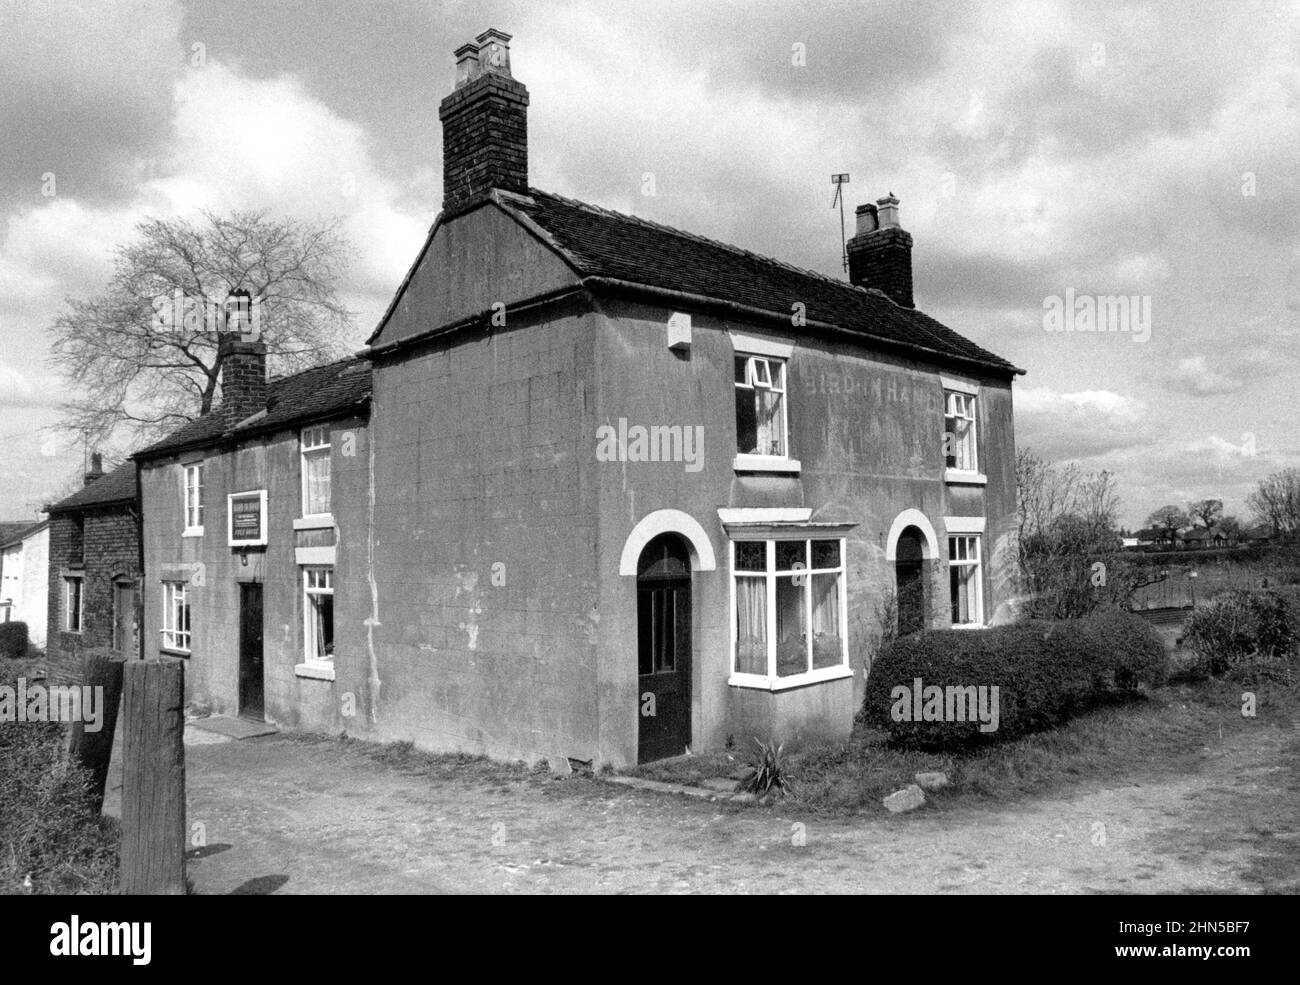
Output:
[{"xmin": 730, "ymin": 535, "xmax": 850, "ymax": 688}]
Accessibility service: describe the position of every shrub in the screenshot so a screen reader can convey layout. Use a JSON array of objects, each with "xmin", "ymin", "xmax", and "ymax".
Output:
[
  {"xmin": 1078, "ymin": 607, "xmax": 1169, "ymax": 690},
  {"xmin": 1183, "ymin": 589, "xmax": 1299, "ymax": 677},
  {"xmin": 0, "ymin": 621, "xmax": 29, "ymax": 659},
  {"xmin": 863, "ymin": 613, "xmax": 1168, "ymax": 751},
  {"xmin": 0, "ymin": 664, "xmax": 119, "ymax": 893},
  {"xmin": 739, "ymin": 738, "xmax": 792, "ymax": 797}
]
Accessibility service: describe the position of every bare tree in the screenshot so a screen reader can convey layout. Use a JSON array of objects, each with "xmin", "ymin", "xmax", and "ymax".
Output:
[
  {"xmin": 1246, "ymin": 468, "xmax": 1300, "ymax": 537},
  {"xmin": 1146, "ymin": 505, "xmax": 1190, "ymax": 546},
  {"xmin": 1187, "ymin": 498, "xmax": 1224, "ymax": 530},
  {"xmin": 48, "ymin": 209, "xmax": 356, "ymax": 451},
  {"xmin": 1015, "ymin": 449, "xmax": 1142, "ymax": 618}
]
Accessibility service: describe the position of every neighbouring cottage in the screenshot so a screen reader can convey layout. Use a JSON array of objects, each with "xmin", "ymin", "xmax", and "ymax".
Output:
[
  {"xmin": 0, "ymin": 517, "xmax": 50, "ymax": 646},
  {"xmin": 134, "ymin": 29, "xmax": 1023, "ymax": 768},
  {"xmin": 134, "ymin": 334, "xmax": 371, "ymax": 727},
  {"xmin": 45, "ymin": 455, "xmax": 141, "ymax": 665}
]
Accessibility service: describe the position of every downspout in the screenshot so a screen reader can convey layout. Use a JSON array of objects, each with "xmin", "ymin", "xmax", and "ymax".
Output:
[{"xmin": 364, "ymin": 403, "xmax": 382, "ymax": 725}]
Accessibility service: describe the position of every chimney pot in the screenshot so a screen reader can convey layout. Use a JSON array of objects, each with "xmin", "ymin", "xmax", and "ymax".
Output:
[
  {"xmin": 84, "ymin": 452, "xmax": 104, "ymax": 486},
  {"xmin": 854, "ymin": 203, "xmax": 878, "ymax": 236},
  {"xmin": 454, "ymin": 42, "xmax": 480, "ymax": 88},
  {"xmin": 474, "ymin": 28, "xmax": 513, "ymax": 76},
  {"xmin": 876, "ymin": 193, "xmax": 900, "ymax": 229}
]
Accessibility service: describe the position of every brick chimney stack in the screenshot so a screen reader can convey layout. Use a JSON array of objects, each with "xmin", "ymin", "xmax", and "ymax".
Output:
[
  {"xmin": 846, "ymin": 194, "xmax": 914, "ymax": 308},
  {"xmin": 218, "ymin": 330, "xmax": 267, "ymax": 430},
  {"xmin": 84, "ymin": 452, "xmax": 103, "ymax": 486},
  {"xmin": 439, "ymin": 28, "xmax": 529, "ymax": 214}
]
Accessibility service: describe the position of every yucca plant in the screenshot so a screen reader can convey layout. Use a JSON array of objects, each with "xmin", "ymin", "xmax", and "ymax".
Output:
[{"xmin": 739, "ymin": 737, "xmax": 792, "ymax": 797}]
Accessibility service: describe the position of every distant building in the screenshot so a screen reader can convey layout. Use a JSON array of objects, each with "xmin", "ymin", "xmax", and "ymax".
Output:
[
  {"xmin": 0, "ymin": 518, "xmax": 50, "ymax": 646},
  {"xmin": 45, "ymin": 455, "xmax": 141, "ymax": 666}
]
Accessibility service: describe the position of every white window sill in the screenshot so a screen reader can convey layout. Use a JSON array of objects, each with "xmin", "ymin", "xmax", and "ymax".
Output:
[
  {"xmin": 160, "ymin": 647, "xmax": 191, "ymax": 657},
  {"xmin": 728, "ymin": 664, "xmax": 854, "ymax": 691},
  {"xmin": 944, "ymin": 469, "xmax": 987, "ymax": 486},
  {"xmin": 294, "ymin": 661, "xmax": 335, "ymax": 681},
  {"xmin": 293, "ymin": 515, "xmax": 335, "ymax": 531},
  {"xmin": 182, "ymin": 527, "xmax": 204, "ymax": 538},
  {"xmin": 950, "ymin": 622, "xmax": 986, "ymax": 630},
  {"xmin": 733, "ymin": 454, "xmax": 802, "ymax": 474}
]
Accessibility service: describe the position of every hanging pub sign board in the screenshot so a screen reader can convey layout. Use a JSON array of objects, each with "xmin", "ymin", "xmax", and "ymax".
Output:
[{"xmin": 228, "ymin": 489, "xmax": 268, "ymax": 547}]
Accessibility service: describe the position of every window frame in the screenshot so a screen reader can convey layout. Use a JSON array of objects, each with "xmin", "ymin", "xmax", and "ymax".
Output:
[
  {"xmin": 301, "ymin": 565, "xmax": 334, "ymax": 666},
  {"xmin": 182, "ymin": 462, "xmax": 204, "ymax": 536},
  {"xmin": 300, "ymin": 425, "xmax": 332, "ymax": 519},
  {"xmin": 731, "ymin": 332, "xmax": 800, "ymax": 474},
  {"xmin": 947, "ymin": 534, "xmax": 984, "ymax": 628},
  {"xmin": 160, "ymin": 580, "xmax": 191, "ymax": 653},
  {"xmin": 942, "ymin": 377, "xmax": 986, "ymax": 485},
  {"xmin": 63, "ymin": 574, "xmax": 84, "ymax": 634},
  {"xmin": 727, "ymin": 535, "xmax": 851, "ymax": 690}
]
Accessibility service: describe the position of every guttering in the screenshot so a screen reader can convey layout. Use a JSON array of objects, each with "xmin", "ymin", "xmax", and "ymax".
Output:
[
  {"xmin": 365, "ymin": 283, "xmax": 589, "ymax": 359},
  {"xmin": 131, "ymin": 396, "xmax": 371, "ymax": 465},
  {"xmin": 581, "ymin": 276, "xmax": 1026, "ymax": 378}
]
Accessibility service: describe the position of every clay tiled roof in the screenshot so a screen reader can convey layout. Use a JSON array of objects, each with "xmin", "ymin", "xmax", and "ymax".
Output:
[
  {"xmin": 47, "ymin": 463, "xmax": 137, "ymax": 513},
  {"xmin": 135, "ymin": 356, "xmax": 371, "ymax": 459},
  {"xmin": 500, "ymin": 190, "xmax": 1021, "ymax": 375}
]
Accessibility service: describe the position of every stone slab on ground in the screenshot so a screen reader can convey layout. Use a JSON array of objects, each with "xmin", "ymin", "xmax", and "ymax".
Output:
[
  {"xmin": 605, "ymin": 775, "xmax": 720, "ymax": 800},
  {"xmin": 188, "ymin": 716, "xmax": 279, "ymax": 740}
]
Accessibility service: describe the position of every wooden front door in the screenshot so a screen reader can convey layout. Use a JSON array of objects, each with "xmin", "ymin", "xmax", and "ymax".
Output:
[
  {"xmin": 895, "ymin": 527, "xmax": 926, "ymax": 635},
  {"xmin": 112, "ymin": 580, "xmax": 137, "ymax": 656},
  {"xmin": 239, "ymin": 583, "xmax": 264, "ymax": 719},
  {"xmin": 637, "ymin": 535, "xmax": 692, "ymax": 763}
]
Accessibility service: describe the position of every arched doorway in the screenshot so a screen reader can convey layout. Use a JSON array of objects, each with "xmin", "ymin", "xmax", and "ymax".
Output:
[
  {"xmin": 895, "ymin": 527, "xmax": 927, "ymax": 635},
  {"xmin": 636, "ymin": 533, "xmax": 692, "ymax": 762}
]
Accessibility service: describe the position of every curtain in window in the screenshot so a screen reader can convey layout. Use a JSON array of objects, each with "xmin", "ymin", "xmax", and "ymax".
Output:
[
  {"xmin": 305, "ymin": 451, "xmax": 331, "ymax": 514},
  {"xmin": 775, "ymin": 576, "xmax": 806, "ymax": 676},
  {"xmin": 811, "ymin": 572, "xmax": 841, "ymax": 668},
  {"xmin": 755, "ymin": 388, "xmax": 784, "ymax": 456},
  {"xmin": 735, "ymin": 576, "xmax": 766, "ymax": 674}
]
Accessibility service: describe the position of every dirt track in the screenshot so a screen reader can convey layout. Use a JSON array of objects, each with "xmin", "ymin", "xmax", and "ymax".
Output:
[{"xmin": 171, "ymin": 722, "xmax": 1300, "ymax": 894}]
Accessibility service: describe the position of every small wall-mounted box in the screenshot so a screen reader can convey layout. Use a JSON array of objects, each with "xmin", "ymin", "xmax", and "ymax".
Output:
[{"xmin": 667, "ymin": 312, "xmax": 692, "ymax": 351}]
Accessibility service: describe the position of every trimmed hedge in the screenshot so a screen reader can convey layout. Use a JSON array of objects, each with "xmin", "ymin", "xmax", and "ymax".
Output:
[
  {"xmin": 0, "ymin": 621, "xmax": 28, "ymax": 659},
  {"xmin": 1079, "ymin": 608, "xmax": 1169, "ymax": 690},
  {"xmin": 862, "ymin": 609, "xmax": 1168, "ymax": 750}
]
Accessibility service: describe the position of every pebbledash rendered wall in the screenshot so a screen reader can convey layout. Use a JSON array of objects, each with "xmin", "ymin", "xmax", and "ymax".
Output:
[
  {"xmin": 138, "ymin": 413, "xmax": 369, "ymax": 731},
  {"xmin": 359, "ymin": 204, "xmax": 1016, "ymax": 769},
  {"xmin": 587, "ymin": 297, "xmax": 1017, "ymax": 766}
]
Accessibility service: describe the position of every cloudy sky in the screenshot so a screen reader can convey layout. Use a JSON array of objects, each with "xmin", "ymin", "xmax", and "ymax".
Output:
[{"xmin": 1, "ymin": 0, "xmax": 1298, "ymax": 526}]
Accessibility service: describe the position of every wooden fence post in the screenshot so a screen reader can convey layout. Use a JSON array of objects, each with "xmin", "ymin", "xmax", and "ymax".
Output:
[
  {"xmin": 120, "ymin": 657, "xmax": 186, "ymax": 895},
  {"xmin": 68, "ymin": 650, "xmax": 124, "ymax": 814}
]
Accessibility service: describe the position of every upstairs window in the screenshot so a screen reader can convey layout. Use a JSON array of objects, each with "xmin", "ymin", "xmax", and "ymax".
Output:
[
  {"xmin": 734, "ymin": 355, "xmax": 788, "ymax": 458},
  {"xmin": 944, "ymin": 391, "xmax": 977, "ymax": 473},
  {"xmin": 301, "ymin": 426, "xmax": 331, "ymax": 517},
  {"xmin": 183, "ymin": 463, "xmax": 204, "ymax": 533}
]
